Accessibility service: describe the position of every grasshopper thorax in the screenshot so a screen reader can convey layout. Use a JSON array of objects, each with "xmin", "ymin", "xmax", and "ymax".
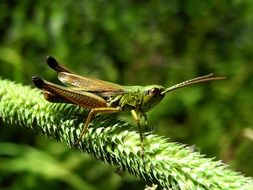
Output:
[{"xmin": 113, "ymin": 85, "xmax": 165, "ymax": 112}]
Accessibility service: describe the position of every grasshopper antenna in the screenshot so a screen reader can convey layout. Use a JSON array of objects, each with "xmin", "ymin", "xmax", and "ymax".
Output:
[
  {"xmin": 161, "ymin": 73, "xmax": 226, "ymax": 95},
  {"xmin": 46, "ymin": 56, "xmax": 73, "ymax": 73}
]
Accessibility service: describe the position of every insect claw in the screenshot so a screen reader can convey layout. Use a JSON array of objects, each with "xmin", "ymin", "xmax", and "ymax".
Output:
[{"xmin": 32, "ymin": 76, "xmax": 45, "ymax": 89}]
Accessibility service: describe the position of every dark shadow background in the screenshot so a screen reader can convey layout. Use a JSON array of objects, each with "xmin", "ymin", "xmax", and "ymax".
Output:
[{"xmin": 0, "ymin": 1, "xmax": 252, "ymax": 189}]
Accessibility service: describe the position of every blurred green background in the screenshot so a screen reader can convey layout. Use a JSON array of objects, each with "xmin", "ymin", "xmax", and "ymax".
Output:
[{"xmin": 0, "ymin": 1, "xmax": 253, "ymax": 189}]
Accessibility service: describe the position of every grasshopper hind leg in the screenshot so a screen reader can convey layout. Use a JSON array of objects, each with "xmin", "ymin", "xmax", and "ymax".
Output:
[
  {"xmin": 42, "ymin": 91, "xmax": 72, "ymax": 103},
  {"xmin": 32, "ymin": 76, "xmax": 72, "ymax": 103},
  {"xmin": 45, "ymin": 56, "xmax": 72, "ymax": 73},
  {"xmin": 74, "ymin": 107, "xmax": 121, "ymax": 146}
]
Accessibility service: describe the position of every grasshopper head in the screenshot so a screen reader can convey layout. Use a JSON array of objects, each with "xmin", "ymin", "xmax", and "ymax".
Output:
[
  {"xmin": 141, "ymin": 85, "xmax": 166, "ymax": 112},
  {"xmin": 140, "ymin": 73, "xmax": 225, "ymax": 112}
]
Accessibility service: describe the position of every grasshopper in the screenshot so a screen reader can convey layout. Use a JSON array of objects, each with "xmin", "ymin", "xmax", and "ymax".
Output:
[{"xmin": 32, "ymin": 56, "xmax": 225, "ymax": 151}]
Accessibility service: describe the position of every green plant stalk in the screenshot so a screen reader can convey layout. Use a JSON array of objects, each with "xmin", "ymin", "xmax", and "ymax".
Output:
[{"xmin": 0, "ymin": 78, "xmax": 252, "ymax": 190}]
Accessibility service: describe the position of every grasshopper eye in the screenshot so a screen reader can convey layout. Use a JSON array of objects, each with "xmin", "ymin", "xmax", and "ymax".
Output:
[{"xmin": 149, "ymin": 87, "xmax": 161, "ymax": 97}]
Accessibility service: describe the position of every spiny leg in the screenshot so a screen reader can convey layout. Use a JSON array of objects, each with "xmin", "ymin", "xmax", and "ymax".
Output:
[
  {"xmin": 74, "ymin": 107, "xmax": 121, "ymax": 146},
  {"xmin": 131, "ymin": 110, "xmax": 145, "ymax": 156},
  {"xmin": 142, "ymin": 112, "xmax": 148, "ymax": 131}
]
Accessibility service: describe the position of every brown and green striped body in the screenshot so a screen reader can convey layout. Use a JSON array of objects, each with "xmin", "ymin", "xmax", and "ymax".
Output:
[{"xmin": 32, "ymin": 56, "xmax": 225, "ymax": 152}]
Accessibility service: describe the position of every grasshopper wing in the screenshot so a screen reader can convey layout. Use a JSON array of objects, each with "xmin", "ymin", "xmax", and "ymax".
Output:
[
  {"xmin": 32, "ymin": 76, "xmax": 108, "ymax": 109},
  {"xmin": 58, "ymin": 72, "xmax": 125, "ymax": 95}
]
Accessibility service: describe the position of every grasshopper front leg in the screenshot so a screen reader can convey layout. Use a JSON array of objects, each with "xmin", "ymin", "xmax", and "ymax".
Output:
[
  {"xmin": 75, "ymin": 107, "xmax": 121, "ymax": 145},
  {"xmin": 131, "ymin": 110, "xmax": 145, "ymax": 156}
]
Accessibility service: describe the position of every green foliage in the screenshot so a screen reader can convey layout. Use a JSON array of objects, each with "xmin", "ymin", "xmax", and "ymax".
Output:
[
  {"xmin": 1, "ymin": 79, "xmax": 253, "ymax": 190},
  {"xmin": 0, "ymin": 1, "xmax": 253, "ymax": 189}
]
